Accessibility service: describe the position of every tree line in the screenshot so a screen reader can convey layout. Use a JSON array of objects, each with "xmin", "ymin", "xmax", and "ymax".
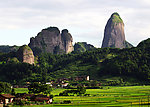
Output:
[{"xmin": 0, "ymin": 38, "xmax": 149, "ymax": 85}]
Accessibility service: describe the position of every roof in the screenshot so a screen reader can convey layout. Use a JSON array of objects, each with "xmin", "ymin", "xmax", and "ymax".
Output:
[
  {"xmin": 0, "ymin": 94, "xmax": 15, "ymax": 98},
  {"xmin": 31, "ymin": 95, "xmax": 51, "ymax": 102},
  {"xmin": 34, "ymin": 97, "xmax": 50, "ymax": 101}
]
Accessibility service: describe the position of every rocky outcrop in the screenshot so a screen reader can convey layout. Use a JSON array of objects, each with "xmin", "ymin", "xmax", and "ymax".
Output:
[
  {"xmin": 74, "ymin": 42, "xmax": 95, "ymax": 52},
  {"xmin": 61, "ymin": 29, "xmax": 74, "ymax": 53},
  {"xmin": 102, "ymin": 12, "xmax": 133, "ymax": 48},
  {"xmin": 28, "ymin": 27, "xmax": 73, "ymax": 55},
  {"xmin": 17, "ymin": 45, "xmax": 34, "ymax": 64}
]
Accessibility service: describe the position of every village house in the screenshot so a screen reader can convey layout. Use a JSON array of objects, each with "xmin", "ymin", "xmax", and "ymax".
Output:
[
  {"xmin": 15, "ymin": 93, "xmax": 53, "ymax": 104},
  {"xmin": 0, "ymin": 94, "xmax": 15, "ymax": 105},
  {"xmin": 48, "ymin": 75, "xmax": 90, "ymax": 88},
  {"xmin": 74, "ymin": 76, "xmax": 90, "ymax": 81},
  {"xmin": 61, "ymin": 83, "xmax": 69, "ymax": 88},
  {"xmin": 46, "ymin": 82, "xmax": 53, "ymax": 87},
  {"xmin": 31, "ymin": 94, "xmax": 52, "ymax": 104}
]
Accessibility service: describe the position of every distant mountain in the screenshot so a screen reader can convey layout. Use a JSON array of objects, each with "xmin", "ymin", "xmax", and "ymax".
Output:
[
  {"xmin": 137, "ymin": 38, "xmax": 150, "ymax": 48},
  {"xmin": 102, "ymin": 12, "xmax": 133, "ymax": 48},
  {"xmin": 74, "ymin": 42, "xmax": 95, "ymax": 53},
  {"xmin": 0, "ymin": 45, "xmax": 20, "ymax": 53},
  {"xmin": 28, "ymin": 27, "xmax": 74, "ymax": 56}
]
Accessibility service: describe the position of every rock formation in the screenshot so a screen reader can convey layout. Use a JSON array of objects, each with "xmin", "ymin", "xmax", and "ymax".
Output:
[
  {"xmin": 28, "ymin": 27, "xmax": 73, "ymax": 55},
  {"xmin": 17, "ymin": 45, "xmax": 34, "ymax": 64},
  {"xmin": 61, "ymin": 29, "xmax": 74, "ymax": 53},
  {"xmin": 102, "ymin": 12, "xmax": 133, "ymax": 48}
]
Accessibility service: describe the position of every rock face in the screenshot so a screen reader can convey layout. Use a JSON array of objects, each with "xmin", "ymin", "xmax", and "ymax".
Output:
[
  {"xmin": 17, "ymin": 45, "xmax": 34, "ymax": 64},
  {"xmin": 102, "ymin": 12, "xmax": 132, "ymax": 48},
  {"xmin": 29, "ymin": 27, "xmax": 73, "ymax": 55},
  {"xmin": 61, "ymin": 29, "xmax": 74, "ymax": 53},
  {"xmin": 74, "ymin": 42, "xmax": 95, "ymax": 52}
]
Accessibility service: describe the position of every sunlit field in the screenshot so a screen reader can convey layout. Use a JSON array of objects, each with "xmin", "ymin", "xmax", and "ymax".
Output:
[{"xmin": 14, "ymin": 86, "xmax": 150, "ymax": 107}]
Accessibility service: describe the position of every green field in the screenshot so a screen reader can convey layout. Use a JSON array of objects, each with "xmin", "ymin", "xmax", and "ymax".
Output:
[{"xmin": 14, "ymin": 86, "xmax": 150, "ymax": 107}]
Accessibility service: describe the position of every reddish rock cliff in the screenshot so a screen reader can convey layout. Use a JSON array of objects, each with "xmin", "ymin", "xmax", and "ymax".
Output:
[{"xmin": 17, "ymin": 45, "xmax": 34, "ymax": 64}]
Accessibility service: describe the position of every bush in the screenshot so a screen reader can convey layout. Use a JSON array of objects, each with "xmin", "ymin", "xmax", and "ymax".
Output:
[
  {"xmin": 59, "ymin": 92, "xmax": 68, "ymax": 96},
  {"xmin": 86, "ymin": 86, "xmax": 100, "ymax": 89},
  {"xmin": 50, "ymin": 94, "xmax": 54, "ymax": 98},
  {"xmin": 63, "ymin": 100, "xmax": 71, "ymax": 104},
  {"xmin": 84, "ymin": 94, "xmax": 90, "ymax": 96}
]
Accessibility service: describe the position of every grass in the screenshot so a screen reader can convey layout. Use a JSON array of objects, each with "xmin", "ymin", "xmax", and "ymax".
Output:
[
  {"xmin": 14, "ymin": 88, "xmax": 28, "ymax": 93},
  {"xmin": 14, "ymin": 86, "xmax": 150, "ymax": 107}
]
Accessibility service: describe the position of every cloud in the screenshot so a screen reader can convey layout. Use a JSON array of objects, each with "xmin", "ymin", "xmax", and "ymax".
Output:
[{"xmin": 0, "ymin": 0, "xmax": 150, "ymax": 47}]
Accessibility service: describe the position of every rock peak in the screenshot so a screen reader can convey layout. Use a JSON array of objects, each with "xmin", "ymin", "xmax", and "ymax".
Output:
[
  {"xmin": 101, "ymin": 13, "xmax": 132, "ymax": 48},
  {"xmin": 62, "ymin": 29, "xmax": 69, "ymax": 33},
  {"xmin": 29, "ymin": 26, "xmax": 74, "ymax": 55},
  {"xmin": 110, "ymin": 12, "xmax": 123, "ymax": 25},
  {"xmin": 111, "ymin": 12, "xmax": 120, "ymax": 17},
  {"xmin": 61, "ymin": 29, "xmax": 74, "ymax": 53}
]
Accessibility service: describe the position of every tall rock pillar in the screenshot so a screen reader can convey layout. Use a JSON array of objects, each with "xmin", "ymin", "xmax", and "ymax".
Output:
[
  {"xmin": 61, "ymin": 29, "xmax": 74, "ymax": 53},
  {"xmin": 102, "ymin": 12, "xmax": 126, "ymax": 48}
]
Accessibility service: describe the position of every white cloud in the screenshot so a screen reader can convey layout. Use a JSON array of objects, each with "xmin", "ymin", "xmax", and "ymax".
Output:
[{"xmin": 0, "ymin": 0, "xmax": 150, "ymax": 47}]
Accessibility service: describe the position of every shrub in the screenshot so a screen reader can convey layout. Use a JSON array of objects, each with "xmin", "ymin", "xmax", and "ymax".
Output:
[
  {"xmin": 86, "ymin": 86, "xmax": 100, "ymax": 89},
  {"xmin": 63, "ymin": 100, "xmax": 71, "ymax": 104}
]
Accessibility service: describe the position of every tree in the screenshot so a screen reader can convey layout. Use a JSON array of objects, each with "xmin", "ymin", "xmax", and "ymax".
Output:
[
  {"xmin": 41, "ymin": 84, "xmax": 52, "ymax": 95},
  {"xmin": 11, "ymin": 88, "xmax": 15, "ymax": 95},
  {"xmin": 28, "ymin": 82, "xmax": 41, "ymax": 94},
  {"xmin": 0, "ymin": 82, "xmax": 11, "ymax": 94},
  {"xmin": 28, "ymin": 82, "xmax": 52, "ymax": 95},
  {"xmin": 77, "ymin": 86, "xmax": 86, "ymax": 95}
]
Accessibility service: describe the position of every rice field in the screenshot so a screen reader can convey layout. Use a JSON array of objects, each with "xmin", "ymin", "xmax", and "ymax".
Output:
[{"xmin": 15, "ymin": 86, "xmax": 150, "ymax": 107}]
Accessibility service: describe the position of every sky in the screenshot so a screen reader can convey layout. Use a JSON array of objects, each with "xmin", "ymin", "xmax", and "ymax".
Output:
[{"xmin": 0, "ymin": 0, "xmax": 150, "ymax": 47}]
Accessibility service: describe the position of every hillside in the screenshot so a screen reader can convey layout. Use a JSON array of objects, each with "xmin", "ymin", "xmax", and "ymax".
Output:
[
  {"xmin": 73, "ymin": 42, "xmax": 95, "ymax": 53},
  {"xmin": 38, "ymin": 38, "xmax": 150, "ymax": 83},
  {"xmin": 0, "ymin": 45, "xmax": 20, "ymax": 53},
  {"xmin": 0, "ymin": 38, "xmax": 149, "ymax": 85}
]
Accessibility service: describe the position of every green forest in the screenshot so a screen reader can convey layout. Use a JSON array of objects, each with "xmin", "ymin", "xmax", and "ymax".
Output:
[{"xmin": 0, "ymin": 38, "xmax": 150, "ymax": 85}]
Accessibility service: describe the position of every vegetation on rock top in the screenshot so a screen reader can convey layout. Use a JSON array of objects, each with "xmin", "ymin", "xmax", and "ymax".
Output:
[
  {"xmin": 111, "ymin": 12, "xmax": 123, "ymax": 24},
  {"xmin": 18, "ymin": 45, "xmax": 32, "ymax": 52}
]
